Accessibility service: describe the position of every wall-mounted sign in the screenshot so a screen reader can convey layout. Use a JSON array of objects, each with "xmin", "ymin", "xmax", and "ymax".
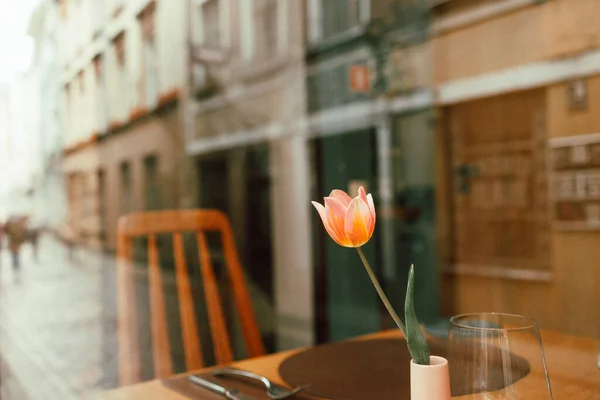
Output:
[
  {"xmin": 349, "ymin": 65, "xmax": 371, "ymax": 93},
  {"xmin": 567, "ymin": 78, "xmax": 588, "ymax": 111},
  {"xmin": 387, "ymin": 44, "xmax": 429, "ymax": 94},
  {"xmin": 550, "ymin": 132, "xmax": 600, "ymax": 230}
]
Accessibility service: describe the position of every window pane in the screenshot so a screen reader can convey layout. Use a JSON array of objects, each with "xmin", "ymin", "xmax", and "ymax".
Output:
[
  {"xmin": 3, "ymin": 1, "xmax": 600, "ymax": 398},
  {"xmin": 202, "ymin": 0, "xmax": 220, "ymax": 46}
]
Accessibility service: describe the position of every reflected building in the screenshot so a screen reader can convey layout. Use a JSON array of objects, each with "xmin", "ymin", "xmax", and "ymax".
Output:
[
  {"xmin": 0, "ymin": 86, "xmax": 11, "ymax": 206},
  {"xmin": 57, "ymin": 0, "xmax": 194, "ymax": 251},
  {"xmin": 42, "ymin": 0, "xmax": 600, "ymax": 371},
  {"xmin": 184, "ymin": 0, "xmax": 311, "ymax": 351},
  {"xmin": 0, "ymin": 66, "xmax": 42, "ymax": 218},
  {"xmin": 432, "ymin": 0, "xmax": 600, "ymax": 338},
  {"xmin": 305, "ymin": 0, "xmax": 437, "ymax": 342},
  {"xmin": 29, "ymin": 0, "xmax": 67, "ymax": 231}
]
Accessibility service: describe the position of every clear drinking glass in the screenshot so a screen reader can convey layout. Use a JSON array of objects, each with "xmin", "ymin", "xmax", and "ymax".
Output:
[{"xmin": 448, "ymin": 313, "xmax": 553, "ymax": 399}]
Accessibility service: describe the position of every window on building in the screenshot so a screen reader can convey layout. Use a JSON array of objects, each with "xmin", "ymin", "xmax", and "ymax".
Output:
[
  {"xmin": 202, "ymin": 0, "xmax": 220, "ymax": 47},
  {"xmin": 112, "ymin": 32, "xmax": 127, "ymax": 119},
  {"xmin": 138, "ymin": 2, "xmax": 158, "ymax": 109},
  {"xmin": 256, "ymin": 0, "xmax": 278, "ymax": 60},
  {"xmin": 93, "ymin": 54, "xmax": 108, "ymax": 131},
  {"xmin": 113, "ymin": 32, "xmax": 126, "ymax": 67},
  {"xmin": 82, "ymin": 174, "xmax": 93, "ymax": 218},
  {"xmin": 63, "ymin": 83, "xmax": 71, "ymax": 139},
  {"xmin": 97, "ymin": 169, "xmax": 106, "ymax": 242},
  {"xmin": 120, "ymin": 161, "xmax": 132, "ymax": 214},
  {"xmin": 143, "ymin": 155, "xmax": 161, "ymax": 210},
  {"xmin": 240, "ymin": 0, "xmax": 255, "ymax": 60},
  {"xmin": 67, "ymin": 173, "xmax": 78, "ymax": 219},
  {"xmin": 67, "ymin": 173, "xmax": 87, "ymax": 227},
  {"xmin": 76, "ymin": 69, "xmax": 89, "ymax": 138},
  {"xmin": 322, "ymin": 0, "xmax": 361, "ymax": 39},
  {"xmin": 64, "ymin": 83, "xmax": 70, "ymax": 106}
]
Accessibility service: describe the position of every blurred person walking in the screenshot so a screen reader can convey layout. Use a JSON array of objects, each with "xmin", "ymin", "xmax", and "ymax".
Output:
[
  {"xmin": 63, "ymin": 219, "xmax": 76, "ymax": 262},
  {"xmin": 0, "ymin": 219, "xmax": 4, "ymax": 266},
  {"xmin": 4, "ymin": 216, "xmax": 27, "ymax": 269},
  {"xmin": 27, "ymin": 226, "xmax": 41, "ymax": 262}
]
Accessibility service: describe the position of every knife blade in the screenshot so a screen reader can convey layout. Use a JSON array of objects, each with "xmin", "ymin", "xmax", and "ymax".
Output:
[{"xmin": 188, "ymin": 375, "xmax": 259, "ymax": 400}]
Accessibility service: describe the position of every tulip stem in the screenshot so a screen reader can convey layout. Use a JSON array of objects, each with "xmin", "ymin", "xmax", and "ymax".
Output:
[{"xmin": 356, "ymin": 246, "xmax": 407, "ymax": 337}]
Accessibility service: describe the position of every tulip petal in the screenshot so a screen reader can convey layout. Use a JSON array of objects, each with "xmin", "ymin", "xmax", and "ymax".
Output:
[
  {"xmin": 366, "ymin": 193, "xmax": 376, "ymax": 220},
  {"xmin": 344, "ymin": 198, "xmax": 374, "ymax": 247},
  {"xmin": 329, "ymin": 189, "xmax": 353, "ymax": 207},
  {"xmin": 358, "ymin": 186, "xmax": 369, "ymax": 204},
  {"xmin": 325, "ymin": 197, "xmax": 352, "ymax": 246},
  {"xmin": 312, "ymin": 201, "xmax": 345, "ymax": 246}
]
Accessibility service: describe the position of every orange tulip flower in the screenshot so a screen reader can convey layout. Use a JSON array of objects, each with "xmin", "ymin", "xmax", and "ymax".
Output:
[
  {"xmin": 311, "ymin": 186, "xmax": 429, "ymax": 363},
  {"xmin": 311, "ymin": 186, "xmax": 376, "ymax": 248}
]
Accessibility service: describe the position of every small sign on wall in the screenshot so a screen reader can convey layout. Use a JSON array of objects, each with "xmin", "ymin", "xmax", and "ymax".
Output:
[
  {"xmin": 567, "ymin": 79, "xmax": 588, "ymax": 111},
  {"xmin": 349, "ymin": 65, "xmax": 371, "ymax": 93}
]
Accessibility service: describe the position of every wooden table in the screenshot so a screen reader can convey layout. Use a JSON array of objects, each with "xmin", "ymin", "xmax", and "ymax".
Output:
[{"xmin": 103, "ymin": 330, "xmax": 600, "ymax": 399}]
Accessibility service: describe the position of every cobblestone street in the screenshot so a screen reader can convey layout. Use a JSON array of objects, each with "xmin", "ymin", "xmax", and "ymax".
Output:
[{"xmin": 0, "ymin": 235, "xmax": 115, "ymax": 400}]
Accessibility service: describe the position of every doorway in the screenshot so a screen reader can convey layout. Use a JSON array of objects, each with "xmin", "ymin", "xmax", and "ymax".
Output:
[
  {"xmin": 197, "ymin": 144, "xmax": 276, "ymax": 353},
  {"xmin": 312, "ymin": 129, "xmax": 380, "ymax": 342}
]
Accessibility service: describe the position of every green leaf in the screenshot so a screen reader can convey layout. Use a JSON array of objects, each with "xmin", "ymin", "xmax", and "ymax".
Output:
[{"xmin": 404, "ymin": 264, "xmax": 430, "ymax": 365}]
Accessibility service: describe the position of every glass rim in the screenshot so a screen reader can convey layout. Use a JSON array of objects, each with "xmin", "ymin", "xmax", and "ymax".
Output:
[{"xmin": 450, "ymin": 312, "xmax": 538, "ymax": 332}]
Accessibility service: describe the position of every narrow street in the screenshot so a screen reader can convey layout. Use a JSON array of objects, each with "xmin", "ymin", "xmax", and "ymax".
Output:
[{"xmin": 0, "ymin": 234, "xmax": 115, "ymax": 399}]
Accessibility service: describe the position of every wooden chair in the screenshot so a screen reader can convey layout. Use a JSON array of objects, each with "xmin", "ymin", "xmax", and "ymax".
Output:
[{"xmin": 116, "ymin": 209, "xmax": 264, "ymax": 386}]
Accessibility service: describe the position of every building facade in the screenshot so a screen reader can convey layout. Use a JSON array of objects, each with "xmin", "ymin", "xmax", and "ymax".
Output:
[
  {"xmin": 57, "ymin": 0, "xmax": 191, "ymax": 250},
  {"xmin": 185, "ymin": 0, "xmax": 312, "ymax": 350},
  {"xmin": 0, "ymin": 69, "xmax": 42, "ymax": 218},
  {"xmin": 305, "ymin": 0, "xmax": 437, "ymax": 342},
  {"xmin": 48, "ymin": 0, "xmax": 600, "ymax": 365},
  {"xmin": 28, "ymin": 0, "xmax": 66, "ymax": 230},
  {"xmin": 432, "ymin": 0, "xmax": 600, "ymax": 338}
]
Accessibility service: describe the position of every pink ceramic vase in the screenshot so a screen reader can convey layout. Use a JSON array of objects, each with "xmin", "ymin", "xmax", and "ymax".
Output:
[{"xmin": 410, "ymin": 356, "xmax": 451, "ymax": 400}]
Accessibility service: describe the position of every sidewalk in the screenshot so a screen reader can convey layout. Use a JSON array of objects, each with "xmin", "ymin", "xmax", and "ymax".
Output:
[
  {"xmin": 0, "ymin": 232, "xmax": 281, "ymax": 399},
  {"xmin": 0, "ymin": 235, "xmax": 115, "ymax": 399}
]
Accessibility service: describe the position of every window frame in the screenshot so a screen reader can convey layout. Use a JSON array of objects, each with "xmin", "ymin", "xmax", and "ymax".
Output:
[
  {"xmin": 308, "ymin": 0, "xmax": 370, "ymax": 44},
  {"xmin": 137, "ymin": 2, "xmax": 158, "ymax": 109}
]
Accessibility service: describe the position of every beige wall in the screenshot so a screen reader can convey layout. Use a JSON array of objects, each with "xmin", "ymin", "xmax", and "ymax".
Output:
[
  {"xmin": 62, "ymin": 145, "xmax": 102, "ymax": 248},
  {"xmin": 542, "ymin": 0, "xmax": 600, "ymax": 59},
  {"xmin": 432, "ymin": 0, "xmax": 600, "ymax": 85},
  {"xmin": 432, "ymin": 3, "xmax": 546, "ymax": 84},
  {"xmin": 433, "ymin": 0, "xmax": 600, "ymax": 337},
  {"xmin": 546, "ymin": 75, "xmax": 600, "ymax": 337},
  {"xmin": 98, "ymin": 106, "xmax": 186, "ymax": 251}
]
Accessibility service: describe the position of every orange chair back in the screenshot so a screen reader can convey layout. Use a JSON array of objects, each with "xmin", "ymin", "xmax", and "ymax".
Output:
[{"xmin": 116, "ymin": 209, "xmax": 264, "ymax": 386}]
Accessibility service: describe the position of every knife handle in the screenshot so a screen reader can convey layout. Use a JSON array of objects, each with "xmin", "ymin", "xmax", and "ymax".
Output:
[{"xmin": 188, "ymin": 375, "xmax": 254, "ymax": 400}]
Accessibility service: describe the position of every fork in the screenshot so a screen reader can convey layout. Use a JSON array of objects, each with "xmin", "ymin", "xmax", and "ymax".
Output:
[{"xmin": 212, "ymin": 368, "xmax": 309, "ymax": 399}]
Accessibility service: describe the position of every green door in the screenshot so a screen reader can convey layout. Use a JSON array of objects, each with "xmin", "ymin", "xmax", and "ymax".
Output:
[{"xmin": 315, "ymin": 129, "xmax": 380, "ymax": 342}]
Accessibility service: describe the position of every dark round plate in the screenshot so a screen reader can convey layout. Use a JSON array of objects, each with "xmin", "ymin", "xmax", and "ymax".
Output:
[{"xmin": 278, "ymin": 336, "xmax": 529, "ymax": 400}]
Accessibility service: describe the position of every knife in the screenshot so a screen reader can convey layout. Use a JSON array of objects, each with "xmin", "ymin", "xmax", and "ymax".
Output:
[{"xmin": 188, "ymin": 374, "xmax": 259, "ymax": 400}]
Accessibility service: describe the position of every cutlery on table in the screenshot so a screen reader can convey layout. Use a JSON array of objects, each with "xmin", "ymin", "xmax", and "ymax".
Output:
[
  {"xmin": 211, "ymin": 368, "xmax": 309, "ymax": 400},
  {"xmin": 188, "ymin": 374, "xmax": 258, "ymax": 400}
]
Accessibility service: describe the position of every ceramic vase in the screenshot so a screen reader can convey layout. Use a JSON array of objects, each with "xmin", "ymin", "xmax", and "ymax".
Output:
[{"xmin": 410, "ymin": 356, "xmax": 451, "ymax": 400}]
